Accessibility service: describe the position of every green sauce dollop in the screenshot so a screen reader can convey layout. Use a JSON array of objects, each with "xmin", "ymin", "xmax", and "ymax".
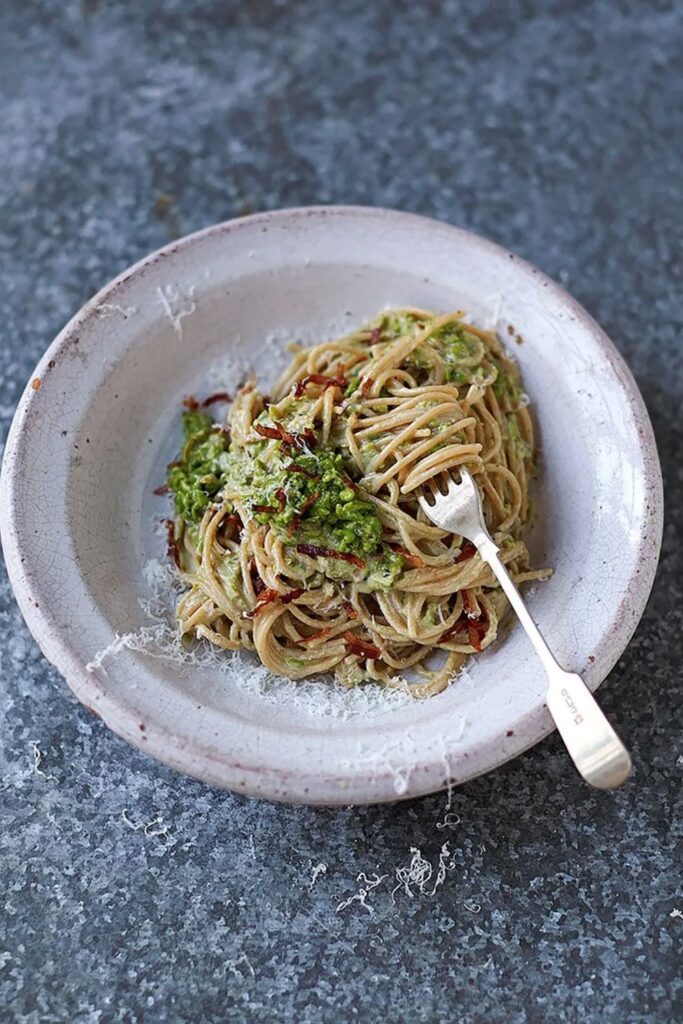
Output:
[{"xmin": 167, "ymin": 411, "xmax": 230, "ymax": 522}]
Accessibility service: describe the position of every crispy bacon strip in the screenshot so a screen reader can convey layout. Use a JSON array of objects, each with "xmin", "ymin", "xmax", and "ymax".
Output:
[
  {"xmin": 342, "ymin": 474, "xmax": 360, "ymax": 493},
  {"xmin": 287, "ymin": 463, "xmax": 318, "ymax": 479},
  {"xmin": 182, "ymin": 395, "xmax": 199, "ymax": 410},
  {"xmin": 202, "ymin": 391, "xmax": 231, "ymax": 406},
  {"xmin": 243, "ymin": 586, "xmax": 305, "ymax": 619},
  {"xmin": 389, "ymin": 543, "xmax": 424, "ymax": 568},
  {"xmin": 153, "ymin": 484, "xmax": 170, "ymax": 496},
  {"xmin": 296, "ymin": 427, "xmax": 318, "ymax": 450},
  {"xmin": 254, "ymin": 422, "xmax": 317, "ymax": 451},
  {"xmin": 254, "ymin": 423, "xmax": 282, "ymax": 441},
  {"xmin": 344, "ymin": 630, "xmax": 381, "ymax": 660},
  {"xmin": 440, "ymin": 612, "xmax": 487, "ymax": 650},
  {"xmin": 287, "ymin": 492, "xmax": 319, "ymax": 536},
  {"xmin": 467, "ymin": 619, "xmax": 487, "ymax": 651},
  {"xmin": 294, "ymin": 373, "xmax": 347, "ymax": 398},
  {"xmin": 296, "ymin": 543, "xmax": 366, "ymax": 568},
  {"xmin": 249, "ymin": 559, "xmax": 266, "ymax": 596},
  {"xmin": 223, "ymin": 513, "xmax": 243, "ymax": 539},
  {"xmin": 342, "ymin": 599, "xmax": 358, "ymax": 619},
  {"xmin": 299, "ymin": 493, "xmax": 319, "ymax": 515},
  {"xmin": 274, "ymin": 488, "xmax": 287, "ymax": 513},
  {"xmin": 252, "ymin": 503, "xmax": 278, "ymax": 514},
  {"xmin": 296, "ymin": 627, "xmax": 333, "ymax": 646},
  {"xmin": 359, "ymin": 376, "xmax": 375, "ymax": 397},
  {"xmin": 439, "ymin": 616, "xmax": 464, "ymax": 643},
  {"xmin": 455, "ymin": 540, "xmax": 477, "ymax": 563},
  {"xmin": 164, "ymin": 519, "xmax": 180, "ymax": 567}
]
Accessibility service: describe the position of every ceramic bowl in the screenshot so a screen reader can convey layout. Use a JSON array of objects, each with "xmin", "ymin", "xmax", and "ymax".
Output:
[{"xmin": 0, "ymin": 207, "xmax": 663, "ymax": 803}]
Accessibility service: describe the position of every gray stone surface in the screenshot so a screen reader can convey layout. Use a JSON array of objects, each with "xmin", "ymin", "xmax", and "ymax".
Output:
[{"xmin": 0, "ymin": 1, "xmax": 681, "ymax": 1021}]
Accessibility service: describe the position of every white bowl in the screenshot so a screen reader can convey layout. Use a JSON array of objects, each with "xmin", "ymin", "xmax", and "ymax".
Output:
[{"xmin": 0, "ymin": 207, "xmax": 663, "ymax": 803}]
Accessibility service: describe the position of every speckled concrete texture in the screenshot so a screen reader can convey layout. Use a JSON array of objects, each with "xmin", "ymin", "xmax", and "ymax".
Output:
[{"xmin": 0, "ymin": 1, "xmax": 680, "ymax": 1021}]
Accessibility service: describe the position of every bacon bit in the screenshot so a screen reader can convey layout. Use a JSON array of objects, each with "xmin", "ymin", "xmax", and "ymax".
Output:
[
  {"xmin": 389, "ymin": 543, "xmax": 424, "ymax": 568},
  {"xmin": 297, "ymin": 627, "xmax": 333, "ymax": 646},
  {"xmin": 287, "ymin": 491, "xmax": 319, "ymax": 536},
  {"xmin": 440, "ymin": 612, "xmax": 487, "ymax": 649},
  {"xmin": 297, "ymin": 427, "xmax": 318, "ymax": 450},
  {"xmin": 274, "ymin": 487, "xmax": 287, "ymax": 513},
  {"xmin": 164, "ymin": 519, "xmax": 180, "ymax": 567},
  {"xmin": 440, "ymin": 615, "xmax": 466, "ymax": 643},
  {"xmin": 294, "ymin": 373, "xmax": 347, "ymax": 398},
  {"xmin": 360, "ymin": 376, "xmax": 375, "ymax": 397},
  {"xmin": 369, "ymin": 327, "xmax": 383, "ymax": 343},
  {"xmin": 296, "ymin": 543, "xmax": 366, "ymax": 568},
  {"xmin": 344, "ymin": 630, "xmax": 381, "ymax": 660},
  {"xmin": 254, "ymin": 423, "xmax": 282, "ymax": 441},
  {"xmin": 167, "ymin": 459, "xmax": 181, "ymax": 470},
  {"xmin": 202, "ymin": 391, "xmax": 231, "ymax": 406},
  {"xmin": 153, "ymin": 484, "xmax": 170, "ymax": 496},
  {"xmin": 341, "ymin": 474, "xmax": 360, "ymax": 493},
  {"xmin": 254, "ymin": 422, "xmax": 317, "ymax": 452},
  {"xmin": 244, "ymin": 586, "xmax": 305, "ymax": 619},
  {"xmin": 287, "ymin": 463, "xmax": 318, "ymax": 479},
  {"xmin": 467, "ymin": 619, "xmax": 487, "ymax": 651},
  {"xmin": 462, "ymin": 589, "xmax": 476, "ymax": 618},
  {"xmin": 249, "ymin": 559, "xmax": 266, "ymax": 596},
  {"xmin": 182, "ymin": 395, "xmax": 199, "ymax": 410},
  {"xmin": 252, "ymin": 503, "xmax": 278, "ymax": 514},
  {"xmin": 224, "ymin": 513, "xmax": 243, "ymax": 539},
  {"xmin": 455, "ymin": 540, "xmax": 477, "ymax": 563},
  {"xmin": 342, "ymin": 599, "xmax": 358, "ymax": 619}
]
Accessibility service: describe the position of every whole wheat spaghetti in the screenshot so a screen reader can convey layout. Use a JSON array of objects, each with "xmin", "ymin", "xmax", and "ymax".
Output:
[{"xmin": 166, "ymin": 309, "xmax": 549, "ymax": 697}]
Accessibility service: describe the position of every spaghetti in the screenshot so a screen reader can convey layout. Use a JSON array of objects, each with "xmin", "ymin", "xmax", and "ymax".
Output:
[{"xmin": 167, "ymin": 309, "xmax": 549, "ymax": 697}]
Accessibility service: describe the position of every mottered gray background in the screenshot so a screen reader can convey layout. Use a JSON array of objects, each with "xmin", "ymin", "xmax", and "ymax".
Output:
[{"xmin": 0, "ymin": 2, "xmax": 681, "ymax": 1022}]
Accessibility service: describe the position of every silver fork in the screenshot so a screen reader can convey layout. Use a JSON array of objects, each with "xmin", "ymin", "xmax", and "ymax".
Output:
[{"xmin": 418, "ymin": 468, "xmax": 632, "ymax": 789}]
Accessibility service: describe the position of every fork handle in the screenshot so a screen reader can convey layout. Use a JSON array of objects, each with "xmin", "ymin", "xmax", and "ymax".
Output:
[{"xmin": 476, "ymin": 535, "xmax": 632, "ymax": 789}]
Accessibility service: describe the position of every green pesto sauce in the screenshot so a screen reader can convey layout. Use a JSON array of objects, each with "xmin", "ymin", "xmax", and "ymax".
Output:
[
  {"xmin": 250, "ymin": 447, "xmax": 382, "ymax": 557},
  {"xmin": 380, "ymin": 310, "xmax": 423, "ymax": 338},
  {"xmin": 216, "ymin": 551, "xmax": 249, "ymax": 608},
  {"xmin": 405, "ymin": 345, "xmax": 433, "ymax": 371},
  {"xmin": 344, "ymin": 375, "xmax": 360, "ymax": 397},
  {"xmin": 493, "ymin": 367, "xmax": 522, "ymax": 404},
  {"xmin": 506, "ymin": 414, "xmax": 532, "ymax": 459},
  {"xmin": 182, "ymin": 409, "xmax": 213, "ymax": 438},
  {"xmin": 335, "ymin": 658, "xmax": 372, "ymax": 687},
  {"xmin": 362, "ymin": 548, "xmax": 404, "ymax": 590},
  {"xmin": 431, "ymin": 325, "xmax": 482, "ymax": 383},
  {"xmin": 167, "ymin": 406, "xmax": 406, "ymax": 592},
  {"xmin": 167, "ymin": 411, "xmax": 230, "ymax": 522}
]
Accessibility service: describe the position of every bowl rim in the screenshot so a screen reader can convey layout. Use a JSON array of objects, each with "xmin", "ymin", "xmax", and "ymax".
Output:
[{"xmin": 0, "ymin": 205, "xmax": 664, "ymax": 802}]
